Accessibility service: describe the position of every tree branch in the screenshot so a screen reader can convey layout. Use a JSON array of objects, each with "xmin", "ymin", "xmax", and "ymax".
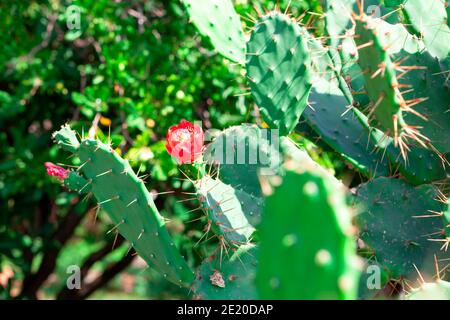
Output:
[
  {"xmin": 56, "ymin": 235, "xmax": 126, "ymax": 299},
  {"xmin": 19, "ymin": 204, "xmax": 86, "ymax": 299},
  {"xmin": 58, "ymin": 249, "xmax": 135, "ymax": 300}
]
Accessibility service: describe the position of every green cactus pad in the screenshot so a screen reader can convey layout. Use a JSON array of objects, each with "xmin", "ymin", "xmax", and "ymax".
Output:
[
  {"xmin": 180, "ymin": 0, "xmax": 246, "ymax": 64},
  {"xmin": 401, "ymin": 0, "xmax": 450, "ymax": 59},
  {"xmin": 324, "ymin": 0, "xmax": 355, "ymax": 46},
  {"xmin": 246, "ymin": 12, "xmax": 312, "ymax": 135},
  {"xmin": 354, "ymin": 177, "xmax": 449, "ymax": 282},
  {"xmin": 300, "ymin": 32, "xmax": 391, "ymax": 179},
  {"xmin": 192, "ymin": 244, "xmax": 257, "ymax": 300},
  {"xmin": 204, "ymin": 124, "xmax": 282, "ymax": 198},
  {"xmin": 388, "ymin": 146, "xmax": 447, "ymax": 185},
  {"xmin": 53, "ymin": 126, "xmax": 195, "ymax": 287},
  {"xmin": 372, "ymin": 18, "xmax": 423, "ymax": 55},
  {"xmin": 445, "ymin": 198, "xmax": 450, "ymax": 238},
  {"xmin": 353, "ymin": 14, "xmax": 406, "ymax": 139},
  {"xmin": 194, "ymin": 175, "xmax": 259, "ymax": 245},
  {"xmin": 63, "ymin": 171, "xmax": 91, "ymax": 194},
  {"xmin": 405, "ymin": 280, "xmax": 450, "ymax": 300},
  {"xmin": 52, "ymin": 124, "xmax": 80, "ymax": 153},
  {"xmin": 303, "ymin": 78, "xmax": 391, "ymax": 178},
  {"xmin": 394, "ymin": 50, "xmax": 450, "ymax": 154},
  {"xmin": 257, "ymin": 161, "xmax": 360, "ymax": 299},
  {"xmin": 280, "ymin": 137, "xmax": 341, "ymax": 185}
]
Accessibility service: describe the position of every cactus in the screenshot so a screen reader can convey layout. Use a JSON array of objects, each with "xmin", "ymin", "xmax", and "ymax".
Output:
[
  {"xmin": 192, "ymin": 244, "xmax": 257, "ymax": 299},
  {"xmin": 445, "ymin": 198, "xmax": 450, "ymax": 238},
  {"xmin": 52, "ymin": 125, "xmax": 195, "ymax": 288},
  {"xmin": 353, "ymin": 14, "xmax": 410, "ymax": 148},
  {"xmin": 405, "ymin": 280, "xmax": 450, "ymax": 300},
  {"xmin": 63, "ymin": 171, "xmax": 92, "ymax": 194},
  {"xmin": 302, "ymin": 80, "xmax": 391, "ymax": 178},
  {"xmin": 401, "ymin": 0, "xmax": 450, "ymax": 59},
  {"xmin": 180, "ymin": 0, "xmax": 246, "ymax": 64},
  {"xmin": 394, "ymin": 50, "xmax": 450, "ymax": 154},
  {"xmin": 204, "ymin": 124, "xmax": 282, "ymax": 198},
  {"xmin": 279, "ymin": 137, "xmax": 342, "ymax": 186},
  {"xmin": 354, "ymin": 177, "xmax": 449, "ymax": 283},
  {"xmin": 194, "ymin": 175, "xmax": 259, "ymax": 245},
  {"xmin": 246, "ymin": 12, "xmax": 312, "ymax": 136},
  {"xmin": 257, "ymin": 160, "xmax": 360, "ymax": 299},
  {"xmin": 390, "ymin": 146, "xmax": 447, "ymax": 186},
  {"xmin": 46, "ymin": 2, "xmax": 449, "ymax": 301}
]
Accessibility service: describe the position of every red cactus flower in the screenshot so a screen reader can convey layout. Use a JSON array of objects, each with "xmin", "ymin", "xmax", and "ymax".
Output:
[
  {"xmin": 166, "ymin": 120, "xmax": 204, "ymax": 164},
  {"xmin": 45, "ymin": 162, "xmax": 69, "ymax": 181}
]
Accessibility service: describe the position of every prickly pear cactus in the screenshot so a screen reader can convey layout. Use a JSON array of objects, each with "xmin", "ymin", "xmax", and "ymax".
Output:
[
  {"xmin": 63, "ymin": 171, "xmax": 91, "ymax": 194},
  {"xmin": 405, "ymin": 280, "xmax": 450, "ymax": 300},
  {"xmin": 204, "ymin": 124, "xmax": 282, "ymax": 198},
  {"xmin": 192, "ymin": 244, "xmax": 257, "ymax": 300},
  {"xmin": 180, "ymin": 0, "xmax": 246, "ymax": 63},
  {"xmin": 354, "ymin": 177, "xmax": 449, "ymax": 283},
  {"xmin": 246, "ymin": 12, "xmax": 312, "ymax": 136},
  {"xmin": 46, "ymin": 1, "xmax": 450, "ymax": 301},
  {"xmin": 257, "ymin": 160, "xmax": 360, "ymax": 299},
  {"xmin": 302, "ymin": 78, "xmax": 391, "ymax": 178},
  {"xmin": 53, "ymin": 125, "xmax": 195, "ymax": 287},
  {"xmin": 401, "ymin": 0, "xmax": 450, "ymax": 59},
  {"xmin": 194, "ymin": 175, "xmax": 259, "ymax": 245},
  {"xmin": 353, "ymin": 14, "xmax": 409, "ymax": 145}
]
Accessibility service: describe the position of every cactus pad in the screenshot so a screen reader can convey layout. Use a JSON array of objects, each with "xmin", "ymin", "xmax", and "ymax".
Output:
[
  {"xmin": 257, "ymin": 161, "xmax": 360, "ymax": 299},
  {"xmin": 194, "ymin": 175, "xmax": 259, "ymax": 245},
  {"xmin": 192, "ymin": 244, "xmax": 257, "ymax": 300},
  {"xmin": 180, "ymin": 0, "xmax": 246, "ymax": 64},
  {"xmin": 246, "ymin": 12, "xmax": 312, "ymax": 135},
  {"xmin": 354, "ymin": 177, "xmax": 449, "ymax": 282},
  {"xmin": 53, "ymin": 126, "xmax": 195, "ymax": 287},
  {"xmin": 405, "ymin": 280, "xmax": 450, "ymax": 300},
  {"xmin": 204, "ymin": 124, "xmax": 282, "ymax": 198}
]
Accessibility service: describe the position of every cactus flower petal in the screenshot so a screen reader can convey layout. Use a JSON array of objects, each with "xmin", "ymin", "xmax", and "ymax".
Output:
[
  {"xmin": 45, "ymin": 162, "xmax": 68, "ymax": 181},
  {"xmin": 166, "ymin": 120, "xmax": 204, "ymax": 164}
]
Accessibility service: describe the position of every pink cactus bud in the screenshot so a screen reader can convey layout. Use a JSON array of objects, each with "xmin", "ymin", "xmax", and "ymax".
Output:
[{"xmin": 45, "ymin": 162, "xmax": 68, "ymax": 181}]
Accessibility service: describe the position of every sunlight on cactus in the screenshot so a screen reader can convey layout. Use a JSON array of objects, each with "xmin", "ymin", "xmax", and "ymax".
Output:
[{"xmin": 1, "ymin": 0, "xmax": 449, "ymax": 302}]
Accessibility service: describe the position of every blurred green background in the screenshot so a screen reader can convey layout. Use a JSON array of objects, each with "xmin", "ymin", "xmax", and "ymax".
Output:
[{"xmin": 0, "ymin": 0, "xmax": 337, "ymax": 299}]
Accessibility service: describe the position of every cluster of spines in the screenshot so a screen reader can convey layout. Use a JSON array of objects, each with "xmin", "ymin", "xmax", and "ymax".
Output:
[{"xmin": 352, "ymin": 11, "xmax": 430, "ymax": 159}]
